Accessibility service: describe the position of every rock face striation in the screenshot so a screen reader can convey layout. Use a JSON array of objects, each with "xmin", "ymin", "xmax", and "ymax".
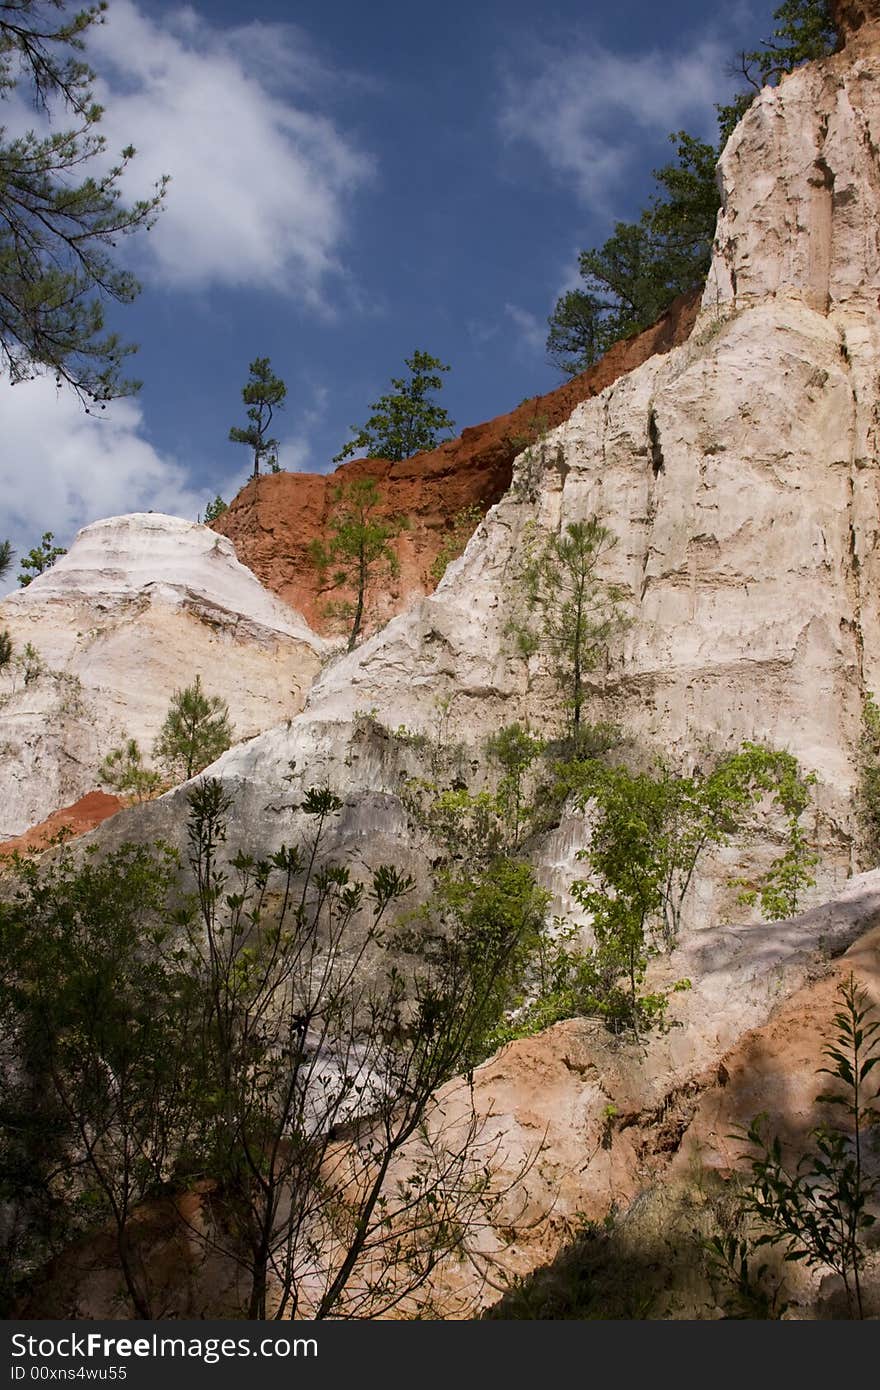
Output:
[{"xmin": 0, "ymin": 514, "xmax": 324, "ymax": 839}]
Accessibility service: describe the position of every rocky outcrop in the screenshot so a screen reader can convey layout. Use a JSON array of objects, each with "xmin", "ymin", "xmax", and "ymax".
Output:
[
  {"xmin": 412, "ymin": 873, "xmax": 880, "ymax": 1316},
  {"xmin": 0, "ymin": 514, "xmax": 324, "ymax": 839},
  {"xmin": 831, "ymin": 0, "xmax": 880, "ymax": 38},
  {"xmin": 180, "ymin": 25, "xmax": 880, "ymax": 919},
  {"xmin": 481, "ymin": 912, "xmax": 880, "ymax": 1320},
  {"xmin": 212, "ymin": 291, "xmax": 700, "ymax": 636}
]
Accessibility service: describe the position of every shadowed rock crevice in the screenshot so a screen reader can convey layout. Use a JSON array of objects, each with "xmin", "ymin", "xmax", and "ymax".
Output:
[{"xmin": 647, "ymin": 407, "xmax": 665, "ymax": 477}]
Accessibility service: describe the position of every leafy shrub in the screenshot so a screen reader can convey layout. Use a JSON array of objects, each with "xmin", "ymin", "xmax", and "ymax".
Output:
[
  {"xmin": 733, "ymin": 974, "xmax": 880, "ymax": 1319},
  {"xmin": 153, "ymin": 675, "xmax": 233, "ymax": 782}
]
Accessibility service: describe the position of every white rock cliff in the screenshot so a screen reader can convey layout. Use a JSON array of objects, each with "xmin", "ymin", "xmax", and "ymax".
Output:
[
  {"xmin": 0, "ymin": 514, "xmax": 324, "ymax": 838},
  {"xmin": 180, "ymin": 32, "xmax": 880, "ymax": 927}
]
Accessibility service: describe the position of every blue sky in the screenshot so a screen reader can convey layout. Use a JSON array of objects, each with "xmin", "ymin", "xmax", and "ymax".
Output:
[{"xmin": 2, "ymin": 0, "xmax": 782, "ymax": 579}]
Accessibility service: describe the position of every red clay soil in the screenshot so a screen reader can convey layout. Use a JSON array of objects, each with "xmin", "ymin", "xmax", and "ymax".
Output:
[
  {"xmin": 213, "ymin": 289, "xmax": 700, "ymax": 638},
  {"xmin": 0, "ymin": 791, "xmax": 122, "ymax": 857}
]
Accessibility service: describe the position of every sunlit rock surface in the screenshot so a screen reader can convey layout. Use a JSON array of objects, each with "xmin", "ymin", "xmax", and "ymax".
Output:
[{"xmin": 0, "ymin": 514, "xmax": 324, "ymax": 838}]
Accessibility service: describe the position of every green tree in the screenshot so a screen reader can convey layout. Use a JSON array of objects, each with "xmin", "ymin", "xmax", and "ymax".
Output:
[
  {"xmin": 546, "ymin": 134, "xmax": 720, "ymax": 376},
  {"xmin": 310, "ymin": 476, "xmax": 405, "ymax": 650},
  {"xmin": 717, "ymin": 2, "xmax": 837, "ymax": 142},
  {"xmin": 400, "ymin": 854, "xmax": 553, "ymax": 1071},
  {"xmin": 486, "ymin": 722, "xmax": 544, "ymax": 849},
  {"xmin": 17, "ymin": 530, "xmax": 65, "ymax": 586},
  {"xmin": 153, "ymin": 674, "xmax": 233, "ymax": 782},
  {"xmin": 164, "ymin": 780, "xmax": 539, "ymax": 1318},
  {"xmin": 0, "ymin": 1, "xmax": 168, "ymax": 401},
  {"xmin": 568, "ymin": 744, "xmax": 818, "ymax": 1036},
  {"xmin": 0, "ymin": 781, "xmax": 543, "ymax": 1319},
  {"xmin": 515, "ymin": 516, "xmax": 628, "ymax": 746},
  {"xmin": 546, "ymin": 290, "xmax": 615, "ymax": 381},
  {"xmin": 202, "ymin": 494, "xmax": 227, "ymax": 524},
  {"xmin": 0, "ymin": 838, "xmax": 187, "ymax": 1316},
  {"xmin": 547, "ymin": 4, "xmax": 838, "ymax": 377},
  {"xmin": 333, "ymin": 349, "xmax": 456, "ymax": 463},
  {"xmin": 0, "ymin": 539, "xmax": 13, "ymax": 579},
  {"xmin": 98, "ymin": 738, "xmax": 164, "ymax": 802},
  {"xmin": 228, "ymin": 356, "xmax": 287, "ymax": 477},
  {"xmin": 735, "ymin": 974, "xmax": 879, "ymax": 1319}
]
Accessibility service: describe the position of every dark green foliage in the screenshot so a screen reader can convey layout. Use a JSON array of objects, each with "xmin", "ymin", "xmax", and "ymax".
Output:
[
  {"xmin": 486, "ymin": 722, "xmax": 544, "ymax": 849},
  {"xmin": 704, "ymin": 1231, "xmax": 789, "ymax": 1318},
  {"xmin": 546, "ymin": 133, "xmax": 720, "ymax": 376},
  {"xmin": 153, "ymin": 674, "xmax": 233, "ymax": 781},
  {"xmin": 730, "ymin": 744, "xmax": 820, "ymax": 920},
  {"xmin": 0, "ymin": 838, "xmax": 184, "ymax": 1316},
  {"xmin": 310, "ymin": 475, "xmax": 405, "ymax": 650},
  {"xmin": 228, "ymin": 356, "xmax": 287, "ymax": 476},
  {"xmin": 525, "ymin": 724, "xmax": 623, "ymax": 839},
  {"xmin": 0, "ymin": 627, "xmax": 11, "ymax": 670},
  {"xmin": 407, "ymin": 723, "xmax": 816, "ymax": 1048},
  {"xmin": 735, "ymin": 974, "xmax": 880, "ymax": 1318},
  {"xmin": 399, "ymin": 765, "xmax": 575, "ymax": 1057},
  {"xmin": 403, "ymin": 780, "xmax": 507, "ymax": 868},
  {"xmin": 568, "ymin": 744, "xmax": 817, "ymax": 1035},
  {"xmin": 400, "ymin": 856, "xmax": 553, "ymax": 1070},
  {"xmin": 177, "ymin": 778, "xmax": 544, "ymax": 1317},
  {"xmin": 98, "ymin": 737, "xmax": 164, "ymax": 802},
  {"xmin": 334, "ymin": 350, "xmax": 456, "ymax": 463},
  {"xmin": 0, "ymin": 538, "xmax": 13, "ymax": 580},
  {"xmin": 0, "ymin": 1, "xmax": 168, "ymax": 400},
  {"xmin": 545, "ymin": 290, "xmax": 614, "ymax": 381},
  {"xmin": 0, "ymin": 776, "xmax": 548, "ymax": 1317},
  {"xmin": 202, "ymin": 494, "xmax": 227, "ymax": 523},
  {"xmin": 547, "ymin": 3, "xmax": 838, "ymax": 377},
  {"xmin": 17, "ymin": 530, "xmax": 65, "ymax": 586}
]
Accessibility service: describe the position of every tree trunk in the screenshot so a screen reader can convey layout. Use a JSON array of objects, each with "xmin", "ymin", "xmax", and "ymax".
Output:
[
  {"xmin": 117, "ymin": 1222, "xmax": 152, "ymax": 1319},
  {"xmin": 348, "ymin": 551, "xmax": 367, "ymax": 650}
]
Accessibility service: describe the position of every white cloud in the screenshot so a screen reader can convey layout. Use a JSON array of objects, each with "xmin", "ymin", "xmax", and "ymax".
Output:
[
  {"xmin": 0, "ymin": 377, "xmax": 206, "ymax": 592},
  {"xmin": 504, "ymin": 303, "xmax": 545, "ymax": 358},
  {"xmin": 498, "ymin": 35, "xmax": 726, "ymax": 212},
  {"xmin": 81, "ymin": 1, "xmax": 374, "ymax": 301}
]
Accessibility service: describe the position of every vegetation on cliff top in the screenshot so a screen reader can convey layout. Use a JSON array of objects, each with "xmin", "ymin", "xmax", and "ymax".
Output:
[{"xmin": 546, "ymin": 1, "xmax": 837, "ymax": 376}]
